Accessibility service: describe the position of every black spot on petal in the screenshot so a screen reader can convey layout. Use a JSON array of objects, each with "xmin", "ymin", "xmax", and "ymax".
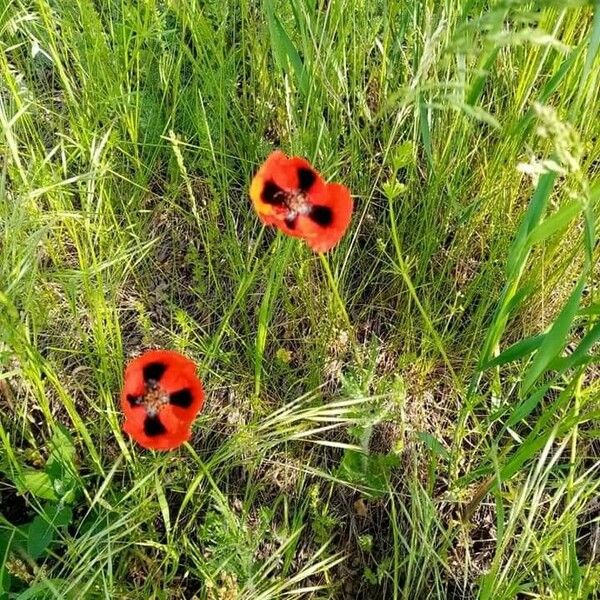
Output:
[
  {"xmin": 144, "ymin": 415, "xmax": 167, "ymax": 437},
  {"xmin": 126, "ymin": 394, "xmax": 141, "ymax": 407},
  {"xmin": 309, "ymin": 205, "xmax": 333, "ymax": 227},
  {"xmin": 143, "ymin": 362, "xmax": 167, "ymax": 383},
  {"xmin": 285, "ymin": 215, "xmax": 297, "ymax": 230},
  {"xmin": 262, "ymin": 181, "xmax": 286, "ymax": 205},
  {"xmin": 169, "ymin": 388, "xmax": 193, "ymax": 408},
  {"xmin": 297, "ymin": 167, "xmax": 316, "ymax": 191}
]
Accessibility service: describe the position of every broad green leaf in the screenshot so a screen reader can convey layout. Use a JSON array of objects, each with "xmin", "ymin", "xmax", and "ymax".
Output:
[
  {"xmin": 417, "ymin": 432, "xmax": 450, "ymax": 460},
  {"xmin": 578, "ymin": 304, "xmax": 600, "ymax": 316},
  {"xmin": 581, "ymin": 2, "xmax": 600, "ymax": 82},
  {"xmin": 526, "ymin": 200, "xmax": 582, "ymax": 246},
  {"xmin": 1, "ymin": 528, "xmax": 13, "ymax": 599},
  {"xmin": 337, "ymin": 449, "xmax": 399, "ymax": 498},
  {"xmin": 0, "ymin": 569, "xmax": 10, "ymax": 600},
  {"xmin": 337, "ymin": 449, "xmax": 366, "ymax": 480},
  {"xmin": 15, "ymin": 578, "xmax": 70, "ymax": 600},
  {"xmin": 466, "ymin": 48, "xmax": 500, "ymax": 106},
  {"xmin": 521, "ymin": 277, "xmax": 585, "ymax": 395},
  {"xmin": 263, "ymin": 0, "xmax": 308, "ymax": 97},
  {"xmin": 27, "ymin": 504, "xmax": 72, "ymax": 560},
  {"xmin": 47, "ymin": 425, "xmax": 76, "ymax": 468},
  {"xmin": 549, "ymin": 322, "xmax": 600, "ymax": 372},
  {"xmin": 27, "ymin": 516, "xmax": 53, "ymax": 560},
  {"xmin": 542, "ymin": 47, "xmax": 581, "ymax": 103},
  {"xmin": 501, "ymin": 403, "xmax": 577, "ymax": 482},
  {"xmin": 501, "ymin": 428, "xmax": 552, "ymax": 482},
  {"xmin": 506, "ymin": 383, "xmax": 551, "ymax": 428},
  {"xmin": 49, "ymin": 505, "xmax": 72, "ymax": 529},
  {"xmin": 391, "ymin": 141, "xmax": 415, "ymax": 171},
  {"xmin": 479, "ymin": 284, "xmax": 535, "ymax": 368},
  {"xmin": 20, "ymin": 471, "xmax": 57, "ymax": 502},
  {"xmin": 489, "ymin": 385, "xmax": 575, "ymax": 487},
  {"xmin": 503, "ymin": 283, "xmax": 536, "ymax": 317},
  {"xmin": 483, "ymin": 333, "xmax": 546, "ymax": 370},
  {"xmin": 46, "ymin": 425, "xmax": 78, "ymax": 502},
  {"xmin": 506, "ymin": 169, "xmax": 557, "ymax": 279}
]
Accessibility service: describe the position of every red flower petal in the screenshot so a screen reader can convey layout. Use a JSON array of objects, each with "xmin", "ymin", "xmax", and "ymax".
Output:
[
  {"xmin": 122, "ymin": 404, "xmax": 193, "ymax": 451},
  {"xmin": 120, "ymin": 350, "xmax": 204, "ymax": 451},
  {"xmin": 297, "ymin": 183, "xmax": 353, "ymax": 253},
  {"xmin": 249, "ymin": 151, "xmax": 352, "ymax": 252}
]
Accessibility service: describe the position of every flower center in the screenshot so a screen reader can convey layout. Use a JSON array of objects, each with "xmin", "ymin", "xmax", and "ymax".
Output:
[
  {"xmin": 260, "ymin": 177, "xmax": 321, "ymax": 228},
  {"xmin": 141, "ymin": 379, "xmax": 170, "ymax": 416},
  {"xmin": 280, "ymin": 190, "xmax": 311, "ymax": 222}
]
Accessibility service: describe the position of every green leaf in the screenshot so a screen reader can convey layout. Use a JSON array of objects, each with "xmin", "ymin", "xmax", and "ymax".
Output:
[
  {"xmin": 338, "ymin": 449, "xmax": 366, "ymax": 481},
  {"xmin": 27, "ymin": 516, "xmax": 54, "ymax": 560},
  {"xmin": 14, "ymin": 578, "xmax": 70, "ymax": 600},
  {"xmin": 254, "ymin": 238, "xmax": 294, "ymax": 397},
  {"xmin": 506, "ymin": 383, "xmax": 551, "ymax": 428},
  {"xmin": 363, "ymin": 566, "xmax": 378, "ymax": 585},
  {"xmin": 0, "ymin": 569, "xmax": 10, "ymax": 600},
  {"xmin": 582, "ymin": 187, "xmax": 597, "ymax": 269},
  {"xmin": 337, "ymin": 450, "xmax": 399, "ymax": 498},
  {"xmin": 27, "ymin": 505, "xmax": 73, "ymax": 560},
  {"xmin": 20, "ymin": 471, "xmax": 57, "ymax": 502},
  {"xmin": 391, "ymin": 141, "xmax": 415, "ymax": 171},
  {"xmin": 45, "ymin": 425, "xmax": 78, "ymax": 502},
  {"xmin": 521, "ymin": 277, "xmax": 586, "ymax": 395},
  {"xmin": 578, "ymin": 303, "xmax": 600, "ymax": 316},
  {"xmin": 419, "ymin": 98, "xmax": 433, "ymax": 168},
  {"xmin": 503, "ymin": 283, "xmax": 536, "ymax": 317},
  {"xmin": 501, "ymin": 428, "xmax": 552, "ymax": 482},
  {"xmin": 512, "ymin": 46, "xmax": 581, "ymax": 142},
  {"xmin": 526, "ymin": 200, "xmax": 582, "ymax": 246},
  {"xmin": 466, "ymin": 47, "xmax": 500, "ymax": 106},
  {"xmin": 581, "ymin": 1, "xmax": 600, "ymax": 83},
  {"xmin": 500, "ymin": 393, "xmax": 576, "ymax": 482},
  {"xmin": 50, "ymin": 505, "xmax": 72, "ymax": 529},
  {"xmin": 549, "ymin": 322, "xmax": 600, "ymax": 372},
  {"xmin": 483, "ymin": 333, "xmax": 546, "ymax": 370},
  {"xmin": 263, "ymin": 0, "xmax": 309, "ymax": 96},
  {"xmin": 417, "ymin": 432, "xmax": 450, "ymax": 460},
  {"xmin": 1, "ymin": 529, "xmax": 13, "ymax": 599},
  {"xmin": 47, "ymin": 425, "xmax": 76, "ymax": 469},
  {"xmin": 506, "ymin": 169, "xmax": 557, "ymax": 279}
]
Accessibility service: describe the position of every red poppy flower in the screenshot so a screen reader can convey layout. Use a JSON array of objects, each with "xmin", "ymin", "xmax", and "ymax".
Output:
[
  {"xmin": 120, "ymin": 350, "xmax": 204, "ymax": 451},
  {"xmin": 249, "ymin": 151, "xmax": 353, "ymax": 252}
]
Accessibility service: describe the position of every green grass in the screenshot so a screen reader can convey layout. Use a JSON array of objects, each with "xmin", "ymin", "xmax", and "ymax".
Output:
[{"xmin": 1, "ymin": 0, "xmax": 599, "ymax": 598}]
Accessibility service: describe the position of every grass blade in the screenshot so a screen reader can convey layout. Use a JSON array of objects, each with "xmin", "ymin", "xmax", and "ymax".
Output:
[{"xmin": 521, "ymin": 277, "xmax": 586, "ymax": 395}]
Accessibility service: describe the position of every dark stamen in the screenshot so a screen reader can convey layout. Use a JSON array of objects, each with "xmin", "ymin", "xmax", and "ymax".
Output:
[
  {"xmin": 262, "ymin": 180, "xmax": 286, "ymax": 205},
  {"xmin": 285, "ymin": 215, "xmax": 297, "ymax": 230},
  {"xmin": 309, "ymin": 205, "xmax": 334, "ymax": 227},
  {"xmin": 143, "ymin": 362, "xmax": 167, "ymax": 383},
  {"xmin": 144, "ymin": 415, "xmax": 167, "ymax": 437},
  {"xmin": 297, "ymin": 167, "xmax": 316, "ymax": 191},
  {"xmin": 169, "ymin": 389, "xmax": 193, "ymax": 408},
  {"xmin": 126, "ymin": 394, "xmax": 141, "ymax": 407}
]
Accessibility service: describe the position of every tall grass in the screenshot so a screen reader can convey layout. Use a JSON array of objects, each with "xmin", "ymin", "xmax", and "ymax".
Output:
[{"xmin": 1, "ymin": 0, "xmax": 599, "ymax": 598}]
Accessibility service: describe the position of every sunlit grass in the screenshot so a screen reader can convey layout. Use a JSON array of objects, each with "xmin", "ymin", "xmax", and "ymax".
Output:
[{"xmin": 1, "ymin": 0, "xmax": 599, "ymax": 598}]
